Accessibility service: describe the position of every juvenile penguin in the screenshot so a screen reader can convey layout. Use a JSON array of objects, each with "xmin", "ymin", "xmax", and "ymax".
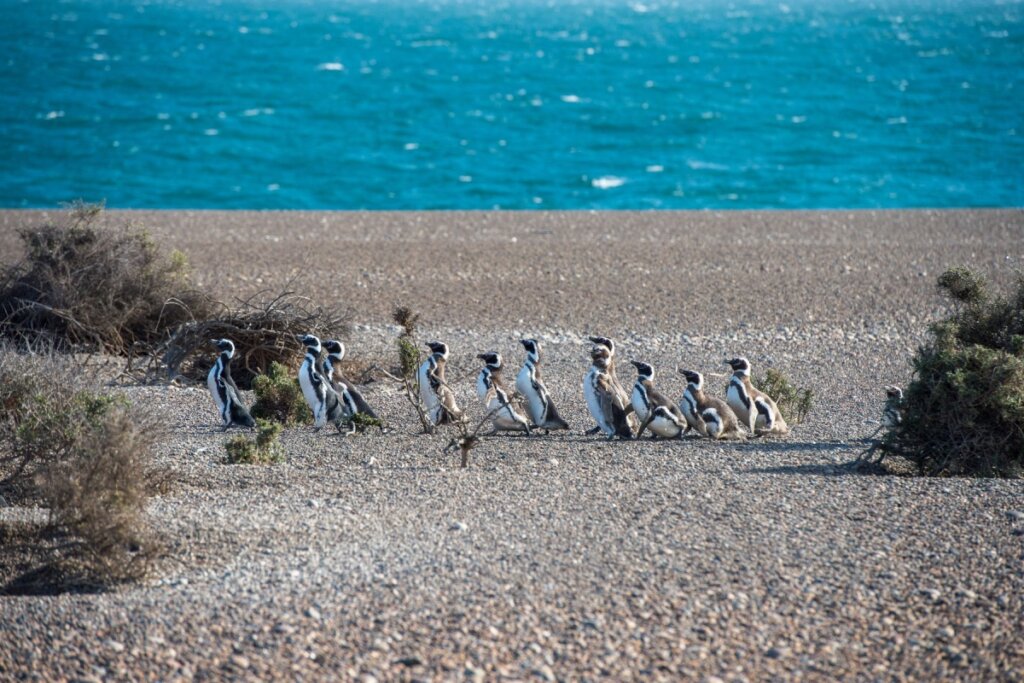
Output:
[
  {"xmin": 586, "ymin": 335, "xmax": 636, "ymax": 434},
  {"xmin": 297, "ymin": 334, "xmax": 354, "ymax": 435},
  {"xmin": 515, "ymin": 338, "xmax": 569, "ymax": 433},
  {"xmin": 725, "ymin": 357, "xmax": 789, "ymax": 436},
  {"xmin": 322, "ymin": 339, "xmax": 385, "ymax": 432},
  {"xmin": 206, "ymin": 339, "xmax": 256, "ymax": 431},
  {"xmin": 630, "ymin": 361, "xmax": 687, "ymax": 438},
  {"xmin": 882, "ymin": 386, "xmax": 904, "ymax": 428},
  {"xmin": 417, "ymin": 341, "xmax": 463, "ymax": 425},
  {"xmin": 583, "ymin": 345, "xmax": 633, "ymax": 440},
  {"xmin": 477, "ymin": 352, "xmax": 531, "ymax": 434},
  {"xmin": 679, "ymin": 369, "xmax": 742, "ymax": 440}
]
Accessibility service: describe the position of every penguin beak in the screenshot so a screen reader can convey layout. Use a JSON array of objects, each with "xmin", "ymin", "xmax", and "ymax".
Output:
[
  {"xmin": 476, "ymin": 353, "xmax": 488, "ymax": 361},
  {"xmin": 630, "ymin": 360, "xmax": 642, "ymax": 370}
]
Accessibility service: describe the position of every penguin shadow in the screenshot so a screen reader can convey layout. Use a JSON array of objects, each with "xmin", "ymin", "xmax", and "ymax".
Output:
[{"xmin": 739, "ymin": 439, "xmax": 875, "ymax": 477}]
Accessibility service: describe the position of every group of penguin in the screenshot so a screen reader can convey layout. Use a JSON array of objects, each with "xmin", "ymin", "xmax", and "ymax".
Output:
[{"xmin": 206, "ymin": 334, "xmax": 791, "ymax": 442}]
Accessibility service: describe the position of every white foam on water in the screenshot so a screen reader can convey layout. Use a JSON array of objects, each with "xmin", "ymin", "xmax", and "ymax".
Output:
[
  {"xmin": 316, "ymin": 62, "xmax": 344, "ymax": 71},
  {"xmin": 44, "ymin": 111, "xmax": 65, "ymax": 120},
  {"xmin": 404, "ymin": 142, "xmax": 419, "ymax": 151},
  {"xmin": 592, "ymin": 176, "xmax": 626, "ymax": 190},
  {"xmin": 561, "ymin": 94, "xmax": 581, "ymax": 103},
  {"xmin": 204, "ymin": 128, "xmax": 219, "ymax": 136},
  {"xmin": 887, "ymin": 116, "xmax": 907, "ymax": 125},
  {"xmin": 156, "ymin": 112, "xmax": 170, "ymax": 120},
  {"xmin": 646, "ymin": 165, "xmax": 664, "ymax": 173},
  {"xmin": 267, "ymin": 184, "xmax": 280, "ymax": 191},
  {"xmin": 458, "ymin": 175, "xmax": 472, "ymax": 183},
  {"xmin": 686, "ymin": 160, "xmax": 729, "ymax": 171}
]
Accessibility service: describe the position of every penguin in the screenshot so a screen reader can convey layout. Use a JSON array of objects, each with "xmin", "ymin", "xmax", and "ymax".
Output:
[
  {"xmin": 297, "ymin": 334, "xmax": 354, "ymax": 435},
  {"xmin": 477, "ymin": 352, "xmax": 531, "ymax": 435},
  {"xmin": 322, "ymin": 339, "xmax": 385, "ymax": 432},
  {"xmin": 629, "ymin": 361, "xmax": 686, "ymax": 438},
  {"xmin": 417, "ymin": 341, "xmax": 463, "ymax": 425},
  {"xmin": 515, "ymin": 338, "xmax": 569, "ymax": 433},
  {"xmin": 882, "ymin": 386, "xmax": 904, "ymax": 428},
  {"xmin": 583, "ymin": 345, "xmax": 632, "ymax": 440},
  {"xmin": 586, "ymin": 335, "xmax": 636, "ymax": 434},
  {"xmin": 679, "ymin": 369, "xmax": 742, "ymax": 440},
  {"xmin": 724, "ymin": 357, "xmax": 789, "ymax": 436},
  {"xmin": 206, "ymin": 338, "xmax": 256, "ymax": 431}
]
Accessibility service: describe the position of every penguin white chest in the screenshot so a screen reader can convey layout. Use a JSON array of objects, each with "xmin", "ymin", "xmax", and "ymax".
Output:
[
  {"xmin": 517, "ymin": 365, "xmax": 546, "ymax": 424},
  {"xmin": 648, "ymin": 410, "xmax": 683, "ymax": 438},
  {"xmin": 207, "ymin": 363, "xmax": 225, "ymax": 413},
  {"xmin": 727, "ymin": 381, "xmax": 750, "ymax": 420},
  {"xmin": 681, "ymin": 388, "xmax": 702, "ymax": 430},
  {"xmin": 583, "ymin": 369, "xmax": 609, "ymax": 432},
  {"xmin": 476, "ymin": 369, "xmax": 491, "ymax": 402},
  {"xmin": 631, "ymin": 383, "xmax": 651, "ymax": 424},
  {"xmin": 417, "ymin": 360, "xmax": 439, "ymax": 411},
  {"xmin": 298, "ymin": 359, "xmax": 324, "ymax": 414}
]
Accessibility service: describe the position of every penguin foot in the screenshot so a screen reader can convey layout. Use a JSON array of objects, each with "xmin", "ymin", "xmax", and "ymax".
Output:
[{"xmin": 585, "ymin": 426, "xmax": 602, "ymax": 436}]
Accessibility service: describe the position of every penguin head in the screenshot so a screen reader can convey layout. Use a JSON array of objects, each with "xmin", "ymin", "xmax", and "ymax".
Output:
[
  {"xmin": 725, "ymin": 357, "xmax": 751, "ymax": 375},
  {"xmin": 588, "ymin": 335, "xmax": 615, "ymax": 356},
  {"xmin": 298, "ymin": 334, "xmax": 322, "ymax": 354},
  {"xmin": 477, "ymin": 351, "xmax": 502, "ymax": 370},
  {"xmin": 520, "ymin": 338, "xmax": 541, "ymax": 360},
  {"xmin": 323, "ymin": 339, "xmax": 346, "ymax": 361},
  {"xmin": 426, "ymin": 341, "xmax": 449, "ymax": 359},
  {"xmin": 590, "ymin": 345, "xmax": 611, "ymax": 369},
  {"xmin": 630, "ymin": 360, "xmax": 654, "ymax": 380},
  {"xmin": 885, "ymin": 386, "xmax": 903, "ymax": 400},
  {"xmin": 680, "ymin": 369, "xmax": 703, "ymax": 388},
  {"xmin": 211, "ymin": 338, "xmax": 235, "ymax": 357}
]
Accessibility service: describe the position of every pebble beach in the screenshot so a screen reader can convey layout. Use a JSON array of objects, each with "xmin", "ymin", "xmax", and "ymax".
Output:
[{"xmin": 1, "ymin": 209, "xmax": 1022, "ymax": 681}]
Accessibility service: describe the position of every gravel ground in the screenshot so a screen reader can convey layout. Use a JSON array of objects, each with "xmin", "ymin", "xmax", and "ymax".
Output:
[{"xmin": 1, "ymin": 210, "xmax": 1023, "ymax": 681}]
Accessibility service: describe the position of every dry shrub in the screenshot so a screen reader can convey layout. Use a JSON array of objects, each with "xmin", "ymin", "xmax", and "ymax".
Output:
[
  {"xmin": 0, "ymin": 347, "xmax": 163, "ymax": 589},
  {"xmin": 223, "ymin": 419, "xmax": 283, "ymax": 465},
  {"xmin": 0, "ymin": 202, "xmax": 213, "ymax": 355},
  {"xmin": 881, "ymin": 268, "xmax": 1024, "ymax": 477},
  {"xmin": 753, "ymin": 368, "xmax": 813, "ymax": 425},
  {"xmin": 160, "ymin": 289, "xmax": 351, "ymax": 389},
  {"xmin": 41, "ymin": 408, "xmax": 162, "ymax": 584},
  {"xmin": 251, "ymin": 361, "xmax": 311, "ymax": 426}
]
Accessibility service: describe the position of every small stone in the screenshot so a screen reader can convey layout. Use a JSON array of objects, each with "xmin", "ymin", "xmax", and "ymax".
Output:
[
  {"xmin": 1006, "ymin": 510, "xmax": 1024, "ymax": 522},
  {"xmin": 549, "ymin": 458, "xmax": 558, "ymax": 466},
  {"xmin": 106, "ymin": 640, "xmax": 125, "ymax": 654},
  {"xmin": 231, "ymin": 655, "xmax": 251, "ymax": 669},
  {"xmin": 766, "ymin": 646, "xmax": 789, "ymax": 659},
  {"xmin": 307, "ymin": 499, "xmax": 319, "ymax": 508},
  {"xmin": 395, "ymin": 656, "xmax": 422, "ymax": 667},
  {"xmin": 534, "ymin": 665, "xmax": 556, "ymax": 681},
  {"xmin": 450, "ymin": 521, "xmax": 467, "ymax": 532},
  {"xmin": 306, "ymin": 607, "xmax": 322, "ymax": 620},
  {"xmin": 937, "ymin": 626, "xmax": 955, "ymax": 640},
  {"xmin": 920, "ymin": 588, "xmax": 942, "ymax": 602}
]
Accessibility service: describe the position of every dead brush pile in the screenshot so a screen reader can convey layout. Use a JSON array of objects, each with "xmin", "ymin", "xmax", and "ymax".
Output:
[
  {"xmin": 880, "ymin": 267, "xmax": 1024, "ymax": 477},
  {"xmin": 159, "ymin": 289, "xmax": 351, "ymax": 389},
  {"xmin": 0, "ymin": 348, "xmax": 164, "ymax": 589}
]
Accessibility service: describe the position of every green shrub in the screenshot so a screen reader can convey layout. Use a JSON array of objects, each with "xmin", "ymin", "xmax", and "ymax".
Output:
[
  {"xmin": 251, "ymin": 361, "xmax": 311, "ymax": 426},
  {"xmin": 753, "ymin": 368, "xmax": 813, "ymax": 425},
  {"xmin": 223, "ymin": 419, "xmax": 283, "ymax": 464},
  {"xmin": 882, "ymin": 268, "xmax": 1024, "ymax": 477}
]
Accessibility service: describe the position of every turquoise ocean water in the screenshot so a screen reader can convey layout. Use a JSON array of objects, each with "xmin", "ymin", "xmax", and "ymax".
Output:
[{"xmin": 1, "ymin": 0, "xmax": 1021, "ymax": 209}]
